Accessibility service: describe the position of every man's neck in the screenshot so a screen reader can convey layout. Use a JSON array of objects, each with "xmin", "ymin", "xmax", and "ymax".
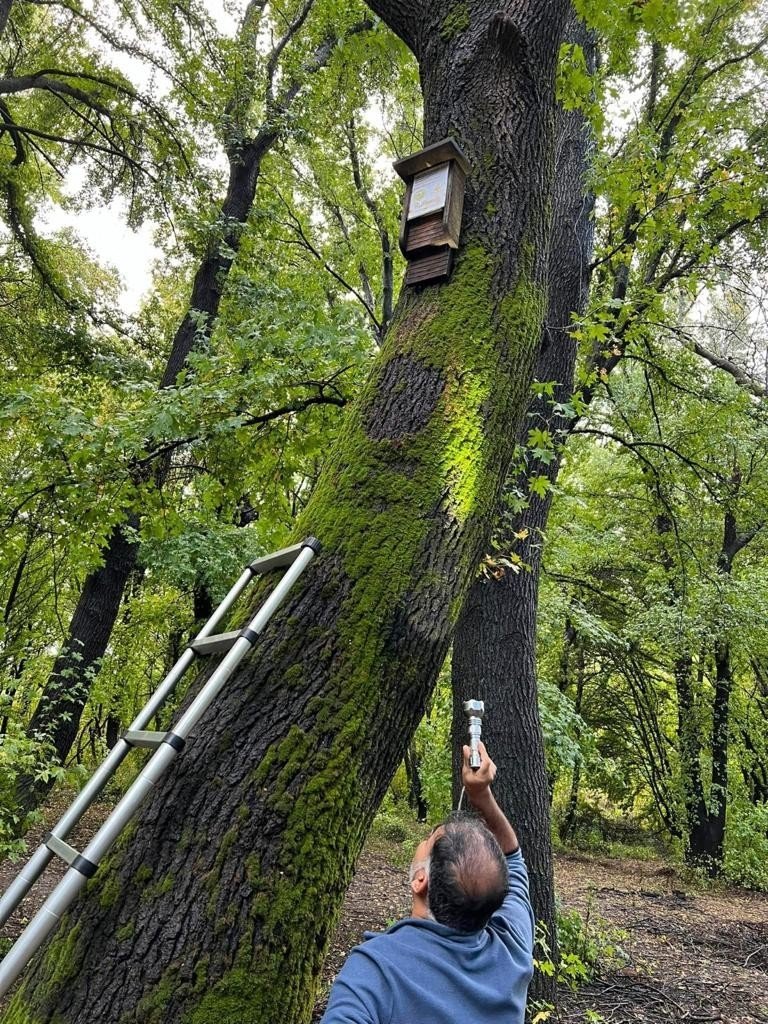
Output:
[{"xmin": 410, "ymin": 895, "xmax": 431, "ymax": 920}]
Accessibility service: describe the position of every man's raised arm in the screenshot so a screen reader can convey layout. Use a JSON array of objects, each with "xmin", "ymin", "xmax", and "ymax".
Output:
[{"xmin": 462, "ymin": 740, "xmax": 519, "ymax": 854}]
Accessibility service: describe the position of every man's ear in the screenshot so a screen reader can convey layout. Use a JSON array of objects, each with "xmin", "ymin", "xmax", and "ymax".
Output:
[{"xmin": 410, "ymin": 867, "xmax": 428, "ymax": 898}]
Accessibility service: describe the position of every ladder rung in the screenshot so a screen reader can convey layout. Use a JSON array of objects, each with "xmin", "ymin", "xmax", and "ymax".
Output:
[
  {"xmin": 124, "ymin": 730, "xmax": 167, "ymax": 749},
  {"xmin": 190, "ymin": 631, "xmax": 241, "ymax": 656},
  {"xmin": 45, "ymin": 833, "xmax": 80, "ymax": 866},
  {"xmin": 249, "ymin": 541, "xmax": 307, "ymax": 575}
]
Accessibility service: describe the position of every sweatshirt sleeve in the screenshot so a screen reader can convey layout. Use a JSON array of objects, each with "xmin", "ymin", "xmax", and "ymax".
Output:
[
  {"xmin": 319, "ymin": 944, "xmax": 392, "ymax": 1024},
  {"xmin": 490, "ymin": 850, "xmax": 535, "ymax": 955}
]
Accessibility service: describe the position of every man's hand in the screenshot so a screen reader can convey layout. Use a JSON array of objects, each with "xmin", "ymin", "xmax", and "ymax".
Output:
[
  {"xmin": 462, "ymin": 740, "xmax": 496, "ymax": 799},
  {"xmin": 461, "ymin": 740, "xmax": 519, "ymax": 855}
]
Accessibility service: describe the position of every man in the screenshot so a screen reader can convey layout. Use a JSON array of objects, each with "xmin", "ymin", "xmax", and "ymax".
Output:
[{"xmin": 320, "ymin": 741, "xmax": 535, "ymax": 1023}]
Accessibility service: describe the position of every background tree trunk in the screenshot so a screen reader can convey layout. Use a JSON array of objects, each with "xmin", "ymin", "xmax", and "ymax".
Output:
[
  {"xmin": 7, "ymin": 2, "xmax": 571, "ymax": 1021},
  {"xmin": 20, "ymin": 517, "xmax": 139, "ymax": 795},
  {"xmin": 14, "ymin": 134, "xmax": 273, "ymax": 818},
  {"xmin": 687, "ymin": 507, "xmax": 747, "ymax": 873},
  {"xmin": 560, "ymin": 642, "xmax": 585, "ymax": 843},
  {"xmin": 452, "ymin": 10, "xmax": 595, "ymax": 1004}
]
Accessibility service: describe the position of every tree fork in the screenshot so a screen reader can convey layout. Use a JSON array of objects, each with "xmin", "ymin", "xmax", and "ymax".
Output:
[{"xmin": 7, "ymin": 2, "xmax": 570, "ymax": 1021}]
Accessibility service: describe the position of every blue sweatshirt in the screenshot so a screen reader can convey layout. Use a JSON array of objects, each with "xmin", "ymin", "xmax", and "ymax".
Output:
[{"xmin": 320, "ymin": 851, "xmax": 535, "ymax": 1024}]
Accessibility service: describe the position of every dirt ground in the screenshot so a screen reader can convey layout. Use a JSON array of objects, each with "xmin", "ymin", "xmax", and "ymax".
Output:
[
  {"xmin": 554, "ymin": 852, "xmax": 768, "ymax": 1023},
  {"xmin": 2, "ymin": 808, "xmax": 766, "ymax": 1022}
]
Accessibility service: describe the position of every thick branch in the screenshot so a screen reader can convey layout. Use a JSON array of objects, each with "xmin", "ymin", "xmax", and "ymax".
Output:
[
  {"xmin": 364, "ymin": 0, "xmax": 421, "ymax": 53},
  {"xmin": 0, "ymin": 71, "xmax": 122, "ymax": 113}
]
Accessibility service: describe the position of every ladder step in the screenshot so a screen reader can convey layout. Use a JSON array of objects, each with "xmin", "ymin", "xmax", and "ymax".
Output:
[
  {"xmin": 44, "ymin": 834, "xmax": 97, "ymax": 879},
  {"xmin": 123, "ymin": 730, "xmax": 167, "ymax": 749},
  {"xmin": 45, "ymin": 833, "xmax": 80, "ymax": 867},
  {"xmin": 249, "ymin": 540, "xmax": 313, "ymax": 575},
  {"xmin": 190, "ymin": 631, "xmax": 241, "ymax": 656}
]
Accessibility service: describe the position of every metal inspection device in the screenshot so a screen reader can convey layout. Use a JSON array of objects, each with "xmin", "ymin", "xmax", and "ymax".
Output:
[{"xmin": 463, "ymin": 699, "xmax": 485, "ymax": 770}]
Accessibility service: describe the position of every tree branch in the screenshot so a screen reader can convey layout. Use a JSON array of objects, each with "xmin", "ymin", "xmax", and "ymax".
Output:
[
  {"xmin": 689, "ymin": 339, "xmax": 768, "ymax": 399},
  {"xmin": 132, "ymin": 391, "xmax": 348, "ymax": 471},
  {"xmin": 0, "ymin": 96, "xmax": 25, "ymax": 164},
  {"xmin": 346, "ymin": 116, "xmax": 394, "ymax": 340},
  {"xmin": 571, "ymin": 427, "xmax": 721, "ymax": 498},
  {"xmin": 266, "ymin": 0, "xmax": 316, "ymax": 108},
  {"xmin": 272, "ymin": 184, "xmax": 382, "ymax": 331},
  {"xmin": 29, "ymin": 0, "xmax": 209, "ymax": 112},
  {"xmin": 364, "ymin": 0, "xmax": 421, "ymax": 54}
]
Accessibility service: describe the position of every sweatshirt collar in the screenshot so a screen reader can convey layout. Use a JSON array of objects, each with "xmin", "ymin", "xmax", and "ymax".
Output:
[{"xmin": 365, "ymin": 917, "xmax": 486, "ymax": 944}]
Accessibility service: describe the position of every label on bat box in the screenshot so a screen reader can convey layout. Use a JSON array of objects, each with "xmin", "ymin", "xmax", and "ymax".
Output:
[{"xmin": 408, "ymin": 163, "xmax": 450, "ymax": 220}]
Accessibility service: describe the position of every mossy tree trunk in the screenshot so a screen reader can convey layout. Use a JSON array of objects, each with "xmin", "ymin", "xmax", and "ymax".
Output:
[
  {"xmin": 452, "ymin": 10, "xmax": 595, "ymax": 1006},
  {"xmin": 7, "ymin": 2, "xmax": 570, "ymax": 1021}
]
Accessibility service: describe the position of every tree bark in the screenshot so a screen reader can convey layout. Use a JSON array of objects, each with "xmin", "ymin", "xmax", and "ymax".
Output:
[
  {"xmin": 741, "ymin": 659, "xmax": 768, "ymax": 803},
  {"xmin": 687, "ymin": 508, "xmax": 741, "ymax": 873},
  {"xmin": 560, "ymin": 642, "xmax": 585, "ymax": 842},
  {"xmin": 20, "ymin": 517, "xmax": 139, "ymax": 790},
  {"xmin": 0, "ymin": 0, "xmax": 13, "ymax": 41},
  {"xmin": 687, "ymin": 640, "xmax": 731, "ymax": 873},
  {"xmin": 7, "ymin": 2, "xmax": 570, "ymax": 1021},
  {"xmin": 452, "ymin": 9, "xmax": 595, "ymax": 1004},
  {"xmin": 403, "ymin": 741, "xmax": 427, "ymax": 822},
  {"xmin": 674, "ymin": 653, "xmax": 708, "ymax": 846}
]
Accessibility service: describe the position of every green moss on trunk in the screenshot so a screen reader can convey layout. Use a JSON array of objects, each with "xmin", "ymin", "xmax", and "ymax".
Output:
[
  {"xmin": 440, "ymin": 4, "xmax": 471, "ymax": 39},
  {"xmin": 175, "ymin": 245, "xmax": 546, "ymax": 1024}
]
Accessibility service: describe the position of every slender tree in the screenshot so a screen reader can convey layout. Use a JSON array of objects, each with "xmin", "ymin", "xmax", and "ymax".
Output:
[{"xmin": 453, "ymin": 0, "xmax": 768, "ymax": 982}]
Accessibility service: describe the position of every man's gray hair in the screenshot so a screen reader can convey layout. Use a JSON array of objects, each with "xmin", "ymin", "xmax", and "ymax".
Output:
[{"xmin": 427, "ymin": 812, "xmax": 508, "ymax": 933}]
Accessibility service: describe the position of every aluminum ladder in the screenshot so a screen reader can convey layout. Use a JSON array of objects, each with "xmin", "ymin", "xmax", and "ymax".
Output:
[{"xmin": 0, "ymin": 536, "xmax": 320, "ymax": 998}]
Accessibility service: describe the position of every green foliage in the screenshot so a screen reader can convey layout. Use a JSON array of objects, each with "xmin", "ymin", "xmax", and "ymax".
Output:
[
  {"xmin": 534, "ymin": 904, "xmax": 628, "ymax": 994},
  {"xmin": 723, "ymin": 800, "xmax": 768, "ymax": 890},
  {"xmin": 413, "ymin": 663, "xmax": 453, "ymax": 823},
  {"xmin": 542, "ymin": 343, "xmax": 768, "ymax": 867},
  {"xmin": 2, "ymin": 4, "xmax": 768, "ymax": 1023},
  {"xmin": 0, "ymin": 724, "xmax": 57, "ymax": 857},
  {"xmin": 558, "ymin": 904, "xmax": 629, "ymax": 983}
]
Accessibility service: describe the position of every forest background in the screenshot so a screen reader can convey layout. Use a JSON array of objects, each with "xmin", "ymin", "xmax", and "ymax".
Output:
[{"xmin": 1, "ymin": 0, "xmax": 768, "ymax": 1019}]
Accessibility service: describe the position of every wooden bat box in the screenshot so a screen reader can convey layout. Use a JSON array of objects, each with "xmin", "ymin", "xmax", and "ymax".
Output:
[{"xmin": 394, "ymin": 139, "xmax": 470, "ymax": 286}]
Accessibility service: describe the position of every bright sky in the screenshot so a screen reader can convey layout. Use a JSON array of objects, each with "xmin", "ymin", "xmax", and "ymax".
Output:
[
  {"xmin": 36, "ymin": 0, "xmax": 240, "ymax": 315},
  {"xmin": 43, "ymin": 197, "xmax": 158, "ymax": 315}
]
